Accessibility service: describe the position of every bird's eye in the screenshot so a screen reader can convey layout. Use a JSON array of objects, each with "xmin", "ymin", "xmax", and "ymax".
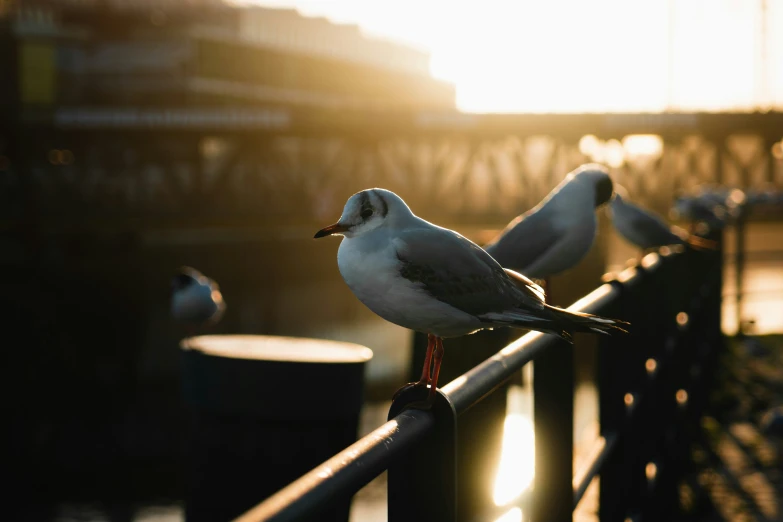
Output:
[{"xmin": 360, "ymin": 209, "xmax": 373, "ymax": 219}]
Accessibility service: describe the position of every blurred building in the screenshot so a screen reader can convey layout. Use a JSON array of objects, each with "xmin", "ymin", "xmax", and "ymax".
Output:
[{"xmin": 4, "ymin": 0, "xmax": 456, "ymax": 111}]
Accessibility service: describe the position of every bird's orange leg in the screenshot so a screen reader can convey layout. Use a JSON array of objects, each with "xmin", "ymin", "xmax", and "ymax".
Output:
[
  {"xmin": 415, "ymin": 333, "xmax": 436, "ymax": 387},
  {"xmin": 393, "ymin": 334, "xmax": 437, "ymax": 402},
  {"xmin": 428, "ymin": 336, "xmax": 445, "ymax": 400}
]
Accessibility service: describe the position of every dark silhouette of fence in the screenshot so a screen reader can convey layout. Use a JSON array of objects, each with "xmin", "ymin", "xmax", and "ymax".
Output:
[{"xmin": 234, "ymin": 233, "xmax": 723, "ymax": 522}]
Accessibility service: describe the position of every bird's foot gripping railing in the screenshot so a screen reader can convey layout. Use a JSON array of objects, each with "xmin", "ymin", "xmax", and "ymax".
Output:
[{"xmin": 235, "ymin": 241, "xmax": 723, "ymax": 522}]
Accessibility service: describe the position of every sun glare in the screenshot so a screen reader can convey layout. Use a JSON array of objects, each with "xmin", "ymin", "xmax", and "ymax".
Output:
[
  {"xmin": 493, "ymin": 385, "xmax": 536, "ymax": 507},
  {"xmin": 495, "ymin": 507, "xmax": 524, "ymax": 522},
  {"xmin": 249, "ymin": 0, "xmax": 782, "ymax": 112},
  {"xmin": 493, "ymin": 413, "xmax": 535, "ymax": 506}
]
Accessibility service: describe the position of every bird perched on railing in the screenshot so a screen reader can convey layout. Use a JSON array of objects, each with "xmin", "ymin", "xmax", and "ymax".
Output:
[
  {"xmin": 482, "ymin": 164, "xmax": 615, "ymax": 279},
  {"xmin": 608, "ymin": 185, "xmax": 716, "ymax": 253},
  {"xmin": 746, "ymin": 185, "xmax": 781, "ymax": 207},
  {"xmin": 315, "ymin": 188, "xmax": 628, "ymax": 403},
  {"xmin": 170, "ymin": 266, "xmax": 226, "ymax": 327},
  {"xmin": 671, "ymin": 186, "xmax": 746, "ymax": 231}
]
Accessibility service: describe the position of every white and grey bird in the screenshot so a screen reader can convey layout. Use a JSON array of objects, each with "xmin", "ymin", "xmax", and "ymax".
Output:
[
  {"xmin": 671, "ymin": 195, "xmax": 727, "ymax": 231},
  {"xmin": 314, "ymin": 188, "xmax": 628, "ymax": 399},
  {"xmin": 609, "ymin": 185, "xmax": 716, "ymax": 252},
  {"xmin": 671, "ymin": 184, "xmax": 748, "ymax": 229},
  {"xmin": 746, "ymin": 185, "xmax": 779, "ymax": 207},
  {"xmin": 170, "ymin": 266, "xmax": 226, "ymax": 326},
  {"xmin": 482, "ymin": 164, "xmax": 615, "ymax": 279}
]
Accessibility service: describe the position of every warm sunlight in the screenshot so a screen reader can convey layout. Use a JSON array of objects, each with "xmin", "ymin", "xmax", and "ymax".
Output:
[
  {"xmin": 493, "ymin": 413, "xmax": 535, "ymax": 506},
  {"xmin": 246, "ymin": 0, "xmax": 783, "ymax": 112},
  {"xmin": 493, "ymin": 385, "xmax": 535, "ymax": 507},
  {"xmin": 495, "ymin": 507, "xmax": 524, "ymax": 522}
]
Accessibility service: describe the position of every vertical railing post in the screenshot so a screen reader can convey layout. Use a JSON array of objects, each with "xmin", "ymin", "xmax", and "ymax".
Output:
[
  {"xmin": 387, "ymin": 386, "xmax": 457, "ymax": 522},
  {"xmin": 734, "ymin": 208, "xmax": 746, "ymax": 334},
  {"xmin": 651, "ymin": 251, "xmax": 690, "ymax": 520},
  {"xmin": 408, "ymin": 329, "xmax": 511, "ymax": 520},
  {"xmin": 598, "ymin": 274, "xmax": 638, "ymax": 521},
  {"xmin": 705, "ymin": 226, "xmax": 725, "ymax": 386},
  {"xmin": 532, "ymin": 339, "xmax": 574, "ymax": 522},
  {"xmin": 689, "ymin": 227, "xmax": 726, "ymax": 434},
  {"xmin": 597, "ymin": 325, "xmax": 629, "ymax": 522}
]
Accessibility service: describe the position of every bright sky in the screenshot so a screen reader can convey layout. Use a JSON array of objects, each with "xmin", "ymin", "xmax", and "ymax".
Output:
[{"xmin": 248, "ymin": 0, "xmax": 783, "ymax": 113}]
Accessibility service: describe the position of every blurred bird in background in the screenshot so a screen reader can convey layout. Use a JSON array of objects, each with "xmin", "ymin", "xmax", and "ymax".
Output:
[
  {"xmin": 170, "ymin": 266, "xmax": 226, "ymax": 329},
  {"xmin": 671, "ymin": 185, "xmax": 747, "ymax": 233},
  {"xmin": 484, "ymin": 164, "xmax": 615, "ymax": 279},
  {"xmin": 609, "ymin": 184, "xmax": 717, "ymax": 254},
  {"xmin": 483, "ymin": 163, "xmax": 615, "ymax": 299}
]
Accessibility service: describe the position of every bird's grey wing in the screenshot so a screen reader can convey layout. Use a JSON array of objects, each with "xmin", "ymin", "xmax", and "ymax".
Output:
[
  {"xmin": 520, "ymin": 216, "xmax": 596, "ymax": 279},
  {"xmin": 392, "ymin": 227, "xmax": 546, "ymax": 317},
  {"xmin": 483, "ymin": 208, "xmax": 563, "ymax": 272}
]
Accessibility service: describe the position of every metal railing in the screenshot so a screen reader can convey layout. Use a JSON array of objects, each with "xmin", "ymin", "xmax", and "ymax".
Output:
[
  {"xmin": 234, "ymin": 237, "xmax": 723, "ymax": 522},
  {"xmin": 729, "ymin": 204, "xmax": 783, "ymax": 334}
]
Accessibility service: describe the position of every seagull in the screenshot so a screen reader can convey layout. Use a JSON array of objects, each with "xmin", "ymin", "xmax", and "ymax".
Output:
[
  {"xmin": 482, "ymin": 164, "xmax": 615, "ymax": 279},
  {"xmin": 671, "ymin": 196, "xmax": 727, "ymax": 233},
  {"xmin": 314, "ymin": 188, "xmax": 628, "ymax": 400},
  {"xmin": 671, "ymin": 184, "xmax": 747, "ymax": 230},
  {"xmin": 746, "ymin": 184, "xmax": 780, "ymax": 207},
  {"xmin": 170, "ymin": 266, "xmax": 226, "ymax": 327},
  {"xmin": 608, "ymin": 185, "xmax": 716, "ymax": 252}
]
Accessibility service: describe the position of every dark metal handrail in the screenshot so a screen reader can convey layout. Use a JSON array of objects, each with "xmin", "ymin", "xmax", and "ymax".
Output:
[
  {"xmin": 442, "ymin": 279, "xmax": 618, "ymax": 415},
  {"xmin": 235, "ymin": 409, "xmax": 434, "ymax": 522},
  {"xmin": 235, "ymin": 284, "xmax": 617, "ymax": 522},
  {"xmin": 235, "ymin": 241, "xmax": 723, "ymax": 522}
]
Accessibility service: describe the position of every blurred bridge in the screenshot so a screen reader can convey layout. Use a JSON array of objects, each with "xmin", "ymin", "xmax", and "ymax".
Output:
[{"xmin": 3, "ymin": 110, "xmax": 782, "ymax": 235}]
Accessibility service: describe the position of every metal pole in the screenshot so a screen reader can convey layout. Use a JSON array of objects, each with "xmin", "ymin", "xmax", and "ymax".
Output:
[
  {"xmin": 597, "ymin": 290, "xmax": 629, "ymax": 521},
  {"xmin": 408, "ymin": 328, "xmax": 511, "ymax": 520},
  {"xmin": 532, "ymin": 339, "xmax": 574, "ymax": 522},
  {"xmin": 387, "ymin": 386, "xmax": 458, "ymax": 522},
  {"xmin": 734, "ymin": 210, "xmax": 746, "ymax": 334},
  {"xmin": 235, "ymin": 410, "xmax": 434, "ymax": 522}
]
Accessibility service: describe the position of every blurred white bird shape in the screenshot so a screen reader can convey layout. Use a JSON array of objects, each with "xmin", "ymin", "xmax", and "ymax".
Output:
[
  {"xmin": 483, "ymin": 164, "xmax": 615, "ymax": 279},
  {"xmin": 170, "ymin": 266, "xmax": 226, "ymax": 326},
  {"xmin": 671, "ymin": 185, "xmax": 746, "ymax": 230},
  {"xmin": 609, "ymin": 185, "xmax": 717, "ymax": 253},
  {"xmin": 745, "ymin": 184, "xmax": 781, "ymax": 207}
]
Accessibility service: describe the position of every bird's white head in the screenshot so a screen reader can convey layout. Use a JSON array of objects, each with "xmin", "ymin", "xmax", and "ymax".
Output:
[
  {"xmin": 566, "ymin": 164, "xmax": 615, "ymax": 208},
  {"xmin": 314, "ymin": 188, "xmax": 413, "ymax": 239}
]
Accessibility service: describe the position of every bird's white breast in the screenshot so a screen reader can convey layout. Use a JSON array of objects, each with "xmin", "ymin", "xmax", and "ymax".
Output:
[
  {"xmin": 522, "ymin": 210, "xmax": 597, "ymax": 278},
  {"xmin": 336, "ymin": 233, "xmax": 481, "ymax": 337}
]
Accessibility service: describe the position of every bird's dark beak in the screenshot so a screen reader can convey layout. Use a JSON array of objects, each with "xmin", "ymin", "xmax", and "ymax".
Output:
[{"xmin": 314, "ymin": 223, "xmax": 349, "ymax": 238}]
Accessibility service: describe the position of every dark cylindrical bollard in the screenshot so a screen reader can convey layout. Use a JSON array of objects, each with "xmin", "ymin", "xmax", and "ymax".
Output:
[{"xmin": 180, "ymin": 335, "xmax": 373, "ymax": 522}]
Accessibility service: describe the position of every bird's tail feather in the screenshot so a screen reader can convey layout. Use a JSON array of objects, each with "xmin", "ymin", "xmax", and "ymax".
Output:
[
  {"xmin": 544, "ymin": 305, "xmax": 629, "ymax": 340},
  {"xmin": 480, "ymin": 305, "xmax": 629, "ymax": 344}
]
